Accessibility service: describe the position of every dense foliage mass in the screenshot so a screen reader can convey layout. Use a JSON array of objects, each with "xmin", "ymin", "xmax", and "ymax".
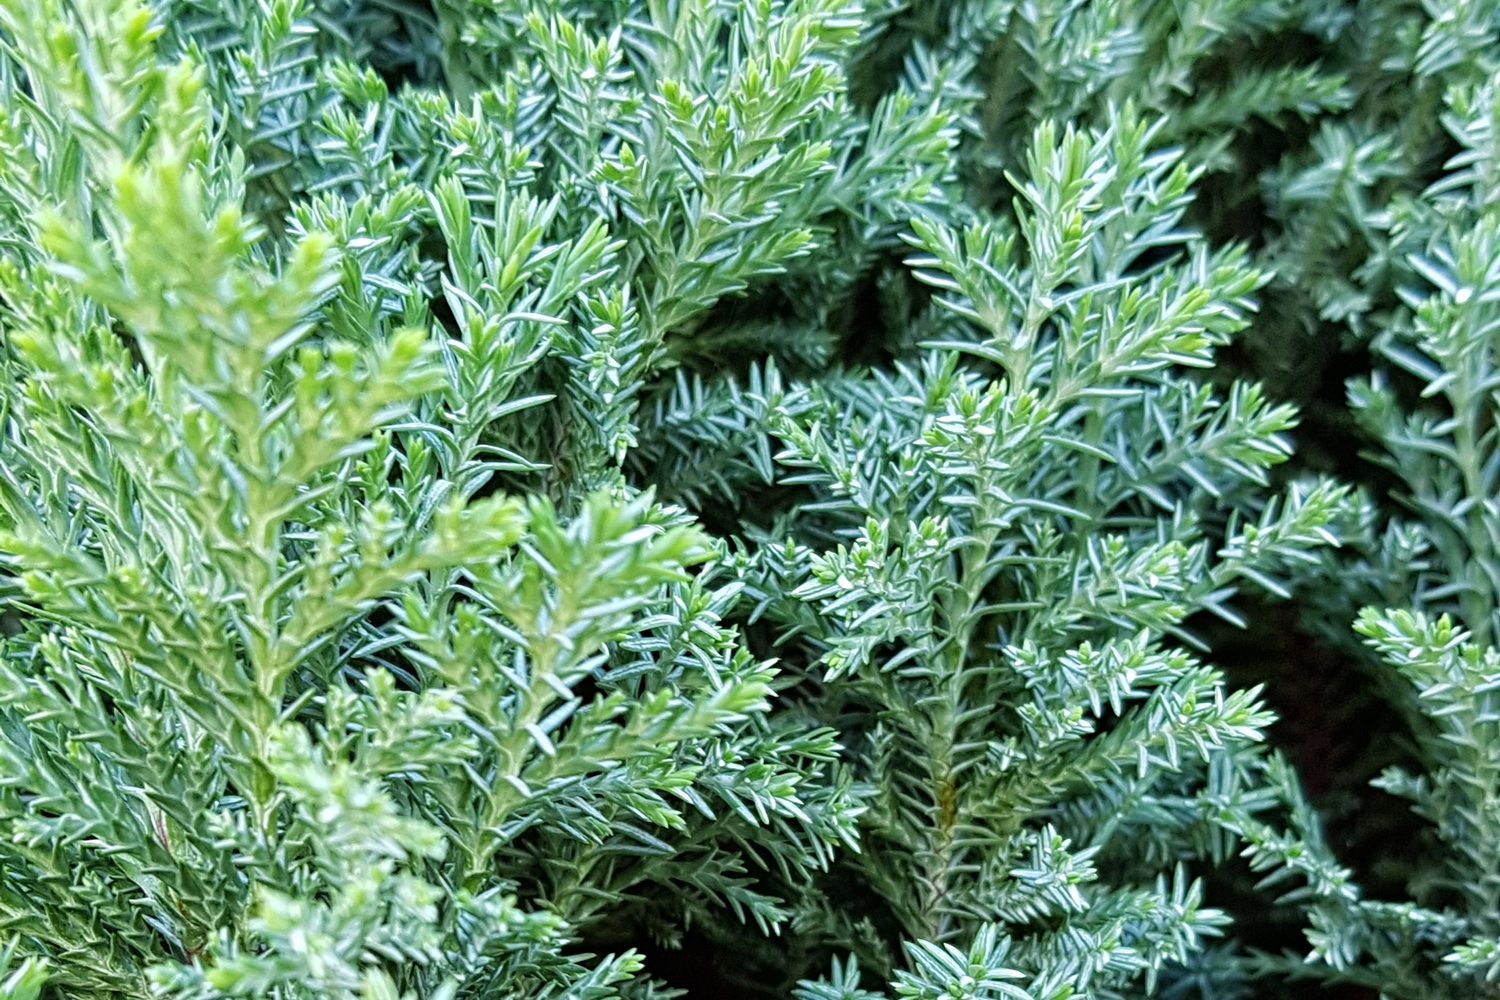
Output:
[{"xmin": 0, "ymin": 1, "xmax": 1496, "ymax": 998}]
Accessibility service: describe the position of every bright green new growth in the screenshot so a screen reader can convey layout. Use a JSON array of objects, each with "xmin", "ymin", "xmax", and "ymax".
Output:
[
  {"xmin": 0, "ymin": 0, "xmax": 1495, "ymax": 998},
  {"xmin": 0, "ymin": 1, "xmax": 864, "ymax": 995}
]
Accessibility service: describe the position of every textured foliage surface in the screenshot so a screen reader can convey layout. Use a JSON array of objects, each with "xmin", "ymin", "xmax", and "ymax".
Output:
[{"xmin": 0, "ymin": 1, "xmax": 1496, "ymax": 999}]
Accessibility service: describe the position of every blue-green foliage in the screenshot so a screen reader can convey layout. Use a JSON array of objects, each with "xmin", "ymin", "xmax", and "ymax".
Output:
[{"xmin": 0, "ymin": 0, "xmax": 1494, "ymax": 999}]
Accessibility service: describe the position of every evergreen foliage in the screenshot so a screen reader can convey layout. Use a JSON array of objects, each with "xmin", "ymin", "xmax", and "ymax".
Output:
[
  {"xmin": 1224, "ymin": 36, "xmax": 1500, "ymax": 1000},
  {"xmin": 0, "ymin": 0, "xmax": 1495, "ymax": 999}
]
